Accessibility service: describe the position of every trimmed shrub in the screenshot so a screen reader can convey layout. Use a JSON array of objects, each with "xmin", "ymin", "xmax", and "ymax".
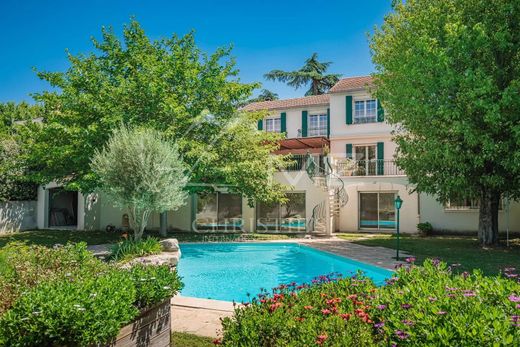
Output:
[
  {"xmin": 417, "ymin": 222, "xmax": 434, "ymax": 236},
  {"xmin": 109, "ymin": 237, "xmax": 162, "ymax": 262},
  {"xmin": 220, "ymin": 260, "xmax": 520, "ymax": 346},
  {"xmin": 0, "ymin": 242, "xmax": 182, "ymax": 346}
]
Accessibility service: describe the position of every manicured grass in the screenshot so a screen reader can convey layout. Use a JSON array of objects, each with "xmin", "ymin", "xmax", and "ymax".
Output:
[
  {"xmin": 0, "ymin": 229, "xmax": 124, "ymax": 248},
  {"xmin": 0, "ymin": 229, "xmax": 297, "ymax": 248},
  {"xmin": 171, "ymin": 332, "xmax": 214, "ymax": 347},
  {"xmin": 346, "ymin": 234, "xmax": 520, "ymax": 275}
]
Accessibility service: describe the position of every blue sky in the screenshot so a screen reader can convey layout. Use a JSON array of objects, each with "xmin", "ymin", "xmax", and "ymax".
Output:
[{"xmin": 0, "ymin": 0, "xmax": 392, "ymax": 103}]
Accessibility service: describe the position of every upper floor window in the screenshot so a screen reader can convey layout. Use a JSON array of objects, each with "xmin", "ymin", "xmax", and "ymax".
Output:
[
  {"xmin": 308, "ymin": 114, "xmax": 327, "ymax": 136},
  {"xmin": 354, "ymin": 99, "xmax": 377, "ymax": 124},
  {"xmin": 265, "ymin": 117, "xmax": 281, "ymax": 132}
]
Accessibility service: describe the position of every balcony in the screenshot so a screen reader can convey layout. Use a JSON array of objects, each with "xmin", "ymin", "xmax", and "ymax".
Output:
[
  {"xmin": 284, "ymin": 154, "xmax": 326, "ymax": 173},
  {"xmin": 334, "ymin": 159, "xmax": 405, "ymax": 177}
]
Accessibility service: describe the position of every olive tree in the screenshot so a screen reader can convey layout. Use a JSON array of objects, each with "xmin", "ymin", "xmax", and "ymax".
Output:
[{"xmin": 91, "ymin": 126, "xmax": 188, "ymax": 240}]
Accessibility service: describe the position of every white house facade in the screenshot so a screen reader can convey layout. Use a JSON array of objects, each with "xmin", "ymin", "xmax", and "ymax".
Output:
[{"xmin": 35, "ymin": 76, "xmax": 520, "ymax": 235}]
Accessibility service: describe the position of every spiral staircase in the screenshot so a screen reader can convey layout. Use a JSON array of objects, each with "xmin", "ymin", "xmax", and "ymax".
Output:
[{"xmin": 305, "ymin": 154, "xmax": 348, "ymax": 236}]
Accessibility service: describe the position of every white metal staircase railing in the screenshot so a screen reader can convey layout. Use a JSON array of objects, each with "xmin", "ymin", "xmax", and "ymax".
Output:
[{"xmin": 305, "ymin": 154, "xmax": 348, "ymax": 235}]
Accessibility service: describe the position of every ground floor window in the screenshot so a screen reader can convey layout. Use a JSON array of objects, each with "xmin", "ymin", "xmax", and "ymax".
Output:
[
  {"xmin": 359, "ymin": 192, "xmax": 396, "ymax": 230},
  {"xmin": 195, "ymin": 192, "xmax": 242, "ymax": 230},
  {"xmin": 256, "ymin": 192, "xmax": 306, "ymax": 232},
  {"xmin": 445, "ymin": 197, "xmax": 503, "ymax": 211}
]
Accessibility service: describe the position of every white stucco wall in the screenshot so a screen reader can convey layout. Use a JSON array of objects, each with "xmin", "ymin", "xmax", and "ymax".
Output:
[
  {"xmin": 0, "ymin": 201, "xmax": 37, "ymax": 232},
  {"xmin": 419, "ymin": 193, "xmax": 520, "ymax": 233},
  {"xmin": 338, "ymin": 176, "xmax": 419, "ymax": 233},
  {"xmin": 263, "ymin": 105, "xmax": 330, "ymax": 139}
]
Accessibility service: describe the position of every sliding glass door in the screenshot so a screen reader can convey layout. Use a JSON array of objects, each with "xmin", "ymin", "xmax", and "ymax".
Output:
[
  {"xmin": 195, "ymin": 192, "xmax": 242, "ymax": 230},
  {"xmin": 256, "ymin": 192, "xmax": 306, "ymax": 232},
  {"xmin": 359, "ymin": 192, "xmax": 396, "ymax": 230}
]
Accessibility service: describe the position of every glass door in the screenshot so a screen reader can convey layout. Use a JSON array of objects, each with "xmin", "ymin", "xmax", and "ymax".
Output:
[
  {"xmin": 354, "ymin": 145, "xmax": 376, "ymax": 175},
  {"xmin": 359, "ymin": 193, "xmax": 378, "ymax": 228},
  {"xmin": 359, "ymin": 192, "xmax": 396, "ymax": 230}
]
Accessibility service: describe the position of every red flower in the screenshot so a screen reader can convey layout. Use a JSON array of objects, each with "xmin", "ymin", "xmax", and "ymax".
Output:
[
  {"xmin": 347, "ymin": 294, "xmax": 358, "ymax": 300},
  {"xmin": 213, "ymin": 338, "xmax": 222, "ymax": 345},
  {"xmin": 321, "ymin": 309, "xmax": 332, "ymax": 315},
  {"xmin": 304, "ymin": 305, "xmax": 314, "ymax": 310},
  {"xmin": 339, "ymin": 313, "xmax": 352, "ymax": 321},
  {"xmin": 269, "ymin": 302, "xmax": 282, "ymax": 312},
  {"xmin": 316, "ymin": 334, "xmax": 328, "ymax": 345}
]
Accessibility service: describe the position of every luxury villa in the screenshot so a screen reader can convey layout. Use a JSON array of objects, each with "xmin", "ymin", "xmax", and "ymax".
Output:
[{"xmin": 35, "ymin": 76, "xmax": 520, "ymax": 235}]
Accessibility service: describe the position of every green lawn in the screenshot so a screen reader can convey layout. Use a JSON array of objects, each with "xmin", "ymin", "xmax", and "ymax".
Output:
[
  {"xmin": 171, "ymin": 332, "xmax": 214, "ymax": 347},
  {"xmin": 345, "ymin": 234, "xmax": 520, "ymax": 276},
  {"xmin": 0, "ymin": 229, "xmax": 296, "ymax": 248}
]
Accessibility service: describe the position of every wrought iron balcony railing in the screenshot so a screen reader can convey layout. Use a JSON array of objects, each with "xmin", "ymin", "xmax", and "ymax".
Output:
[{"xmin": 335, "ymin": 159, "xmax": 405, "ymax": 176}]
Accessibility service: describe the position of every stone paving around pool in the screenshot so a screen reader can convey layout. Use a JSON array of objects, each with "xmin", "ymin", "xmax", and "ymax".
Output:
[{"xmin": 170, "ymin": 238, "xmax": 411, "ymax": 338}]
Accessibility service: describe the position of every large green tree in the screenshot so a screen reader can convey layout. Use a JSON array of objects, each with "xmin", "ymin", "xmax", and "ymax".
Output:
[
  {"xmin": 370, "ymin": 0, "xmax": 520, "ymax": 245},
  {"xmin": 264, "ymin": 53, "xmax": 341, "ymax": 96},
  {"xmin": 21, "ymin": 20, "xmax": 288, "ymax": 204},
  {"xmin": 0, "ymin": 103, "xmax": 40, "ymax": 201}
]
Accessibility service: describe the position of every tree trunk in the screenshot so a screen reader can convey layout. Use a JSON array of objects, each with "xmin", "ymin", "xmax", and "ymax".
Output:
[
  {"xmin": 478, "ymin": 189, "xmax": 500, "ymax": 246},
  {"xmin": 159, "ymin": 211, "xmax": 167, "ymax": 237}
]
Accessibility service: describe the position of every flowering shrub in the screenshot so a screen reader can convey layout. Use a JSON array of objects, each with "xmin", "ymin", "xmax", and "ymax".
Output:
[
  {"xmin": 0, "ymin": 242, "xmax": 182, "ymax": 346},
  {"xmin": 220, "ymin": 260, "xmax": 520, "ymax": 346}
]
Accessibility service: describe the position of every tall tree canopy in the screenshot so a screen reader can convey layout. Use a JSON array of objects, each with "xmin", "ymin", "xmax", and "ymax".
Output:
[
  {"xmin": 21, "ymin": 20, "xmax": 288, "ymax": 204},
  {"xmin": 370, "ymin": 0, "xmax": 520, "ymax": 245},
  {"xmin": 264, "ymin": 53, "xmax": 341, "ymax": 96},
  {"xmin": 0, "ymin": 103, "xmax": 40, "ymax": 201},
  {"xmin": 248, "ymin": 89, "xmax": 279, "ymax": 103}
]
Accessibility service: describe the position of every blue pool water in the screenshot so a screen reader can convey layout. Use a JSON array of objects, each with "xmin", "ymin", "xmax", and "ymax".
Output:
[{"xmin": 177, "ymin": 243, "xmax": 392, "ymax": 302}]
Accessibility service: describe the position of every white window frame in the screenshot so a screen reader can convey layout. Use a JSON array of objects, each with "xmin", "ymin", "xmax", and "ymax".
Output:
[
  {"xmin": 308, "ymin": 113, "xmax": 328, "ymax": 137},
  {"xmin": 354, "ymin": 99, "xmax": 378, "ymax": 124},
  {"xmin": 265, "ymin": 117, "xmax": 281, "ymax": 133},
  {"xmin": 444, "ymin": 198, "xmax": 503, "ymax": 211},
  {"xmin": 358, "ymin": 191, "xmax": 397, "ymax": 230}
]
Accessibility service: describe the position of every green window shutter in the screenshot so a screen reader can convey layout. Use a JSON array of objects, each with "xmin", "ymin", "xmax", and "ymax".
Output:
[
  {"xmin": 280, "ymin": 112, "xmax": 287, "ymax": 134},
  {"xmin": 326, "ymin": 108, "xmax": 330, "ymax": 138},
  {"xmin": 257, "ymin": 119, "xmax": 263, "ymax": 130},
  {"xmin": 301, "ymin": 111, "xmax": 308, "ymax": 137},
  {"xmin": 377, "ymin": 142, "xmax": 384, "ymax": 175},
  {"xmin": 377, "ymin": 100, "xmax": 384, "ymax": 122},
  {"xmin": 346, "ymin": 96, "xmax": 353, "ymax": 124},
  {"xmin": 346, "ymin": 144, "xmax": 353, "ymax": 159}
]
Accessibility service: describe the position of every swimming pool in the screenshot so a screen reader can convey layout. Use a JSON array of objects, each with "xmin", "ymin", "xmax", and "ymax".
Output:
[{"xmin": 177, "ymin": 242, "xmax": 392, "ymax": 302}]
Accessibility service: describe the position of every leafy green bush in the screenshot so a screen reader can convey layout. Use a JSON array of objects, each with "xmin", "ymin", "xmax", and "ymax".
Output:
[
  {"xmin": 417, "ymin": 222, "xmax": 433, "ymax": 236},
  {"xmin": 0, "ymin": 242, "xmax": 108, "ymax": 314},
  {"xmin": 129, "ymin": 264, "xmax": 184, "ymax": 309},
  {"xmin": 109, "ymin": 237, "xmax": 162, "ymax": 262},
  {"xmin": 0, "ymin": 269, "xmax": 137, "ymax": 346},
  {"xmin": 0, "ymin": 242, "xmax": 182, "ymax": 346},
  {"xmin": 220, "ymin": 260, "xmax": 520, "ymax": 346}
]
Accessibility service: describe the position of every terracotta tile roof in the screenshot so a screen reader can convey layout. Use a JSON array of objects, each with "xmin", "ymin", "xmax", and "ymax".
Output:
[
  {"xmin": 329, "ymin": 76, "xmax": 373, "ymax": 93},
  {"xmin": 242, "ymin": 94, "xmax": 329, "ymax": 111}
]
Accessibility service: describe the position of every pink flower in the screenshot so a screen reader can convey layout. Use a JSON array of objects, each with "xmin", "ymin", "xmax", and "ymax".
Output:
[
  {"xmin": 401, "ymin": 303, "xmax": 412, "ymax": 309},
  {"xmin": 509, "ymin": 295, "xmax": 520, "ymax": 303},
  {"xmin": 321, "ymin": 309, "xmax": 332, "ymax": 315},
  {"xmin": 405, "ymin": 257, "xmax": 416, "ymax": 263},
  {"xmin": 395, "ymin": 330, "xmax": 409, "ymax": 340},
  {"xmin": 436, "ymin": 311, "xmax": 447, "ymax": 315},
  {"xmin": 376, "ymin": 304, "xmax": 387, "ymax": 310},
  {"xmin": 304, "ymin": 305, "xmax": 314, "ymax": 310}
]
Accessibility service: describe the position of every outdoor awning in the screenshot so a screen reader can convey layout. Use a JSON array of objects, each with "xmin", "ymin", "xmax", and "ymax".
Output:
[{"xmin": 273, "ymin": 136, "xmax": 330, "ymax": 155}]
